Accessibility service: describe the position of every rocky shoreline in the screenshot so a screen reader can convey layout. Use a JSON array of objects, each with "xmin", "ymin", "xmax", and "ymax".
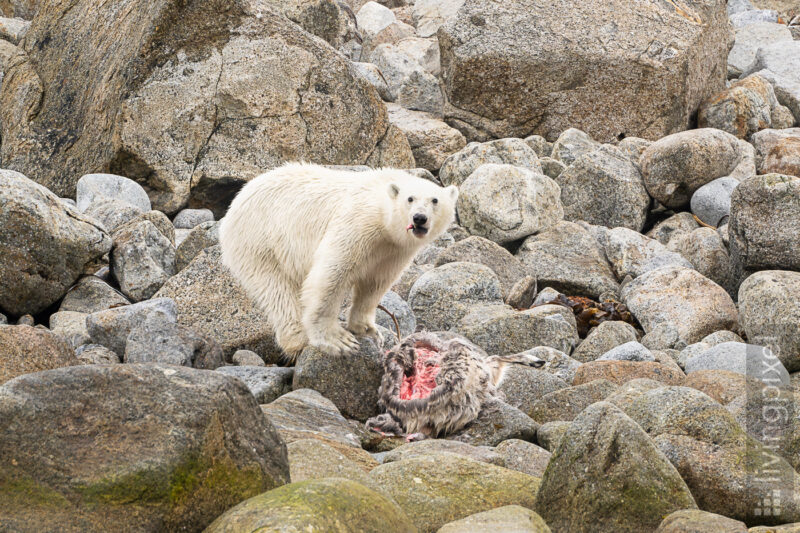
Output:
[{"xmin": 1, "ymin": 0, "xmax": 800, "ymax": 532}]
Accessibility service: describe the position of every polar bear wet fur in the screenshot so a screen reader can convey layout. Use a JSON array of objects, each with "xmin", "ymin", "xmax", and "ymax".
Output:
[{"xmin": 220, "ymin": 163, "xmax": 458, "ymax": 360}]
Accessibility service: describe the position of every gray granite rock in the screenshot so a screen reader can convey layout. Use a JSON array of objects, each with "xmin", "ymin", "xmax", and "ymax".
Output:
[
  {"xmin": 728, "ymin": 22, "xmax": 792, "ymax": 75},
  {"xmin": 175, "ymin": 220, "xmax": 219, "ymax": 272},
  {"xmin": 110, "ymin": 219, "xmax": 176, "ymax": 302},
  {"xmin": 75, "ymin": 173, "xmax": 151, "ymax": 213},
  {"xmin": 517, "ymin": 221, "xmax": 619, "ymax": 299},
  {"xmin": 556, "ymin": 144, "xmax": 650, "ymax": 231},
  {"xmin": 154, "ymin": 246, "xmax": 280, "ymax": 360},
  {"xmin": 729, "ymin": 174, "xmax": 800, "ymax": 278},
  {"xmin": 535, "ymin": 402, "xmax": 696, "ymax": 533},
  {"xmin": 124, "ymin": 314, "xmax": 225, "ymax": 369},
  {"xmin": 598, "ymin": 341, "xmax": 655, "ymax": 362},
  {"xmin": 690, "ymin": 177, "xmax": 739, "ymax": 227},
  {"xmin": 455, "ymin": 303, "xmax": 579, "ymax": 356},
  {"xmin": 536, "ymin": 421, "xmax": 571, "ymax": 452},
  {"xmin": 449, "ymin": 399, "xmax": 540, "ymax": 447},
  {"xmin": 293, "ymin": 334, "xmax": 390, "ymax": 422},
  {"xmin": 439, "ymin": 138, "xmax": 542, "ymax": 187},
  {"xmin": 435, "ymin": 236, "xmax": 528, "ymax": 299},
  {"xmin": 525, "ymin": 346, "xmax": 582, "ymax": 383},
  {"xmin": 0, "ymin": 170, "xmax": 112, "ymax": 316},
  {"xmin": 685, "ymin": 341, "xmax": 789, "ymax": 385},
  {"xmin": 572, "ymin": 321, "xmax": 639, "ymax": 363},
  {"xmin": 550, "ymin": 128, "xmax": 600, "ymax": 166},
  {"xmin": 370, "ymin": 42, "xmax": 443, "ymax": 114},
  {"xmin": 457, "ymin": 164, "xmax": 563, "ymax": 245},
  {"xmin": 86, "ymin": 297, "xmax": 177, "ymax": 357},
  {"xmin": 216, "ymin": 366, "xmax": 293, "ymax": 404},
  {"xmin": 409, "ymin": 262, "xmax": 503, "ymax": 331},
  {"xmin": 173, "ymin": 208, "xmax": 213, "ymax": 229},
  {"xmin": 498, "ymin": 365, "xmax": 569, "ymax": 416},
  {"xmin": 260, "ymin": 388, "xmax": 361, "ymax": 447},
  {"xmin": 738, "ymin": 270, "xmax": 800, "ymax": 372},
  {"xmin": 59, "ymin": 276, "xmax": 130, "ymax": 314},
  {"xmin": 641, "ymin": 128, "xmax": 742, "ymax": 208},
  {"xmin": 621, "ymin": 266, "xmax": 739, "ymax": 349},
  {"xmin": 49, "ymin": 311, "xmax": 91, "ymax": 350},
  {"xmin": 600, "ymin": 226, "xmax": 694, "ymax": 280},
  {"xmin": 667, "ymin": 227, "xmax": 736, "ymax": 297},
  {"xmin": 75, "ymin": 343, "xmax": 120, "ymax": 365},
  {"xmin": 494, "ymin": 439, "xmax": 551, "ymax": 478},
  {"xmin": 383, "ymin": 439, "xmax": 504, "ymax": 467},
  {"xmin": 231, "ymin": 349, "xmax": 265, "ymax": 367}
]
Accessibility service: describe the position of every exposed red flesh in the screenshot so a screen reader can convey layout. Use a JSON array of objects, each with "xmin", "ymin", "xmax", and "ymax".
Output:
[{"xmin": 399, "ymin": 347, "xmax": 440, "ymax": 400}]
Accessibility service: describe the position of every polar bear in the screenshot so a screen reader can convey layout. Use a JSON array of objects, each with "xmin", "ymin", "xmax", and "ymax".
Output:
[{"xmin": 219, "ymin": 163, "xmax": 458, "ymax": 360}]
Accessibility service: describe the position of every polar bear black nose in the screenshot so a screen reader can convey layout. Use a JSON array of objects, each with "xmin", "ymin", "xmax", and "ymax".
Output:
[{"xmin": 413, "ymin": 214, "xmax": 428, "ymax": 226}]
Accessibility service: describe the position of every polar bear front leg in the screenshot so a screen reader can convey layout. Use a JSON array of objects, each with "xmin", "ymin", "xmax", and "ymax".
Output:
[
  {"xmin": 301, "ymin": 250, "xmax": 360, "ymax": 355},
  {"xmin": 347, "ymin": 278, "xmax": 391, "ymax": 346}
]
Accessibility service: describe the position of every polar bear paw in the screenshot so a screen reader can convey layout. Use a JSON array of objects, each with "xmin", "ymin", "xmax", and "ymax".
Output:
[
  {"xmin": 309, "ymin": 325, "xmax": 360, "ymax": 355},
  {"xmin": 347, "ymin": 320, "xmax": 384, "ymax": 348}
]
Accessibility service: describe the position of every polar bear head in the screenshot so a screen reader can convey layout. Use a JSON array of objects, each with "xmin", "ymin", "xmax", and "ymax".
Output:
[{"xmin": 386, "ymin": 173, "xmax": 458, "ymax": 247}]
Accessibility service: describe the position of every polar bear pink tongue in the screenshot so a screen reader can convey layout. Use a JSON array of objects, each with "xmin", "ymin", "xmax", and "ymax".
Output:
[{"xmin": 406, "ymin": 223, "xmax": 414, "ymax": 231}]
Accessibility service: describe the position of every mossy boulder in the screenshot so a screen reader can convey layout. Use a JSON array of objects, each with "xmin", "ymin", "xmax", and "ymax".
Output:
[
  {"xmin": 382, "ymin": 439, "xmax": 504, "ymax": 467},
  {"xmin": 438, "ymin": 505, "xmax": 552, "ymax": 533},
  {"xmin": 368, "ymin": 452, "xmax": 540, "ymax": 532},
  {"xmin": 286, "ymin": 439, "xmax": 377, "ymax": 487},
  {"xmin": 535, "ymin": 402, "xmax": 696, "ymax": 532},
  {"xmin": 205, "ymin": 478, "xmax": 417, "ymax": 532},
  {"xmin": 621, "ymin": 386, "xmax": 800, "ymax": 526},
  {"xmin": 0, "ymin": 364, "xmax": 289, "ymax": 532},
  {"xmin": 654, "ymin": 509, "xmax": 747, "ymax": 532}
]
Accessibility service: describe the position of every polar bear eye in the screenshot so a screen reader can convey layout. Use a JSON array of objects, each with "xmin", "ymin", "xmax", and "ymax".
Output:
[
  {"xmin": 432, "ymin": 198, "xmax": 438, "ymax": 204},
  {"xmin": 407, "ymin": 196, "xmax": 414, "ymax": 203}
]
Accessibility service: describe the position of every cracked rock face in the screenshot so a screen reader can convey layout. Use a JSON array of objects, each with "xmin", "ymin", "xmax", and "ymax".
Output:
[
  {"xmin": 0, "ymin": 1, "xmax": 402, "ymax": 215},
  {"xmin": 438, "ymin": 0, "xmax": 730, "ymax": 142}
]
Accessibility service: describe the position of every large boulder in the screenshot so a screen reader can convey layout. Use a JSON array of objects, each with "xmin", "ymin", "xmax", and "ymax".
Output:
[
  {"xmin": 517, "ymin": 221, "xmax": 619, "ymax": 299},
  {"xmin": 439, "ymin": 137, "xmax": 542, "ymax": 187},
  {"xmin": 368, "ymin": 453, "xmax": 540, "ymax": 532},
  {"xmin": 640, "ymin": 129, "xmax": 742, "ymax": 209},
  {"xmin": 623, "ymin": 386, "xmax": 800, "ymax": 526},
  {"xmin": 0, "ymin": 170, "xmax": 112, "ymax": 316},
  {"xmin": 0, "ymin": 364, "xmax": 289, "ymax": 532},
  {"xmin": 434, "ymin": 236, "xmax": 528, "ymax": 300},
  {"xmin": 438, "ymin": 506, "xmax": 551, "ymax": 533},
  {"xmin": 621, "ymin": 266, "xmax": 739, "ymax": 349},
  {"xmin": 738, "ymin": 270, "xmax": 800, "ymax": 372},
  {"xmin": 408, "ymin": 262, "xmax": 503, "ymax": 330},
  {"xmin": 535, "ymin": 402, "xmax": 696, "ymax": 533},
  {"xmin": 0, "ymin": 325, "xmax": 76, "ymax": 384},
  {"xmin": 386, "ymin": 103, "xmax": 466, "ymax": 172},
  {"xmin": 729, "ymin": 174, "xmax": 800, "ymax": 277},
  {"xmin": 0, "ymin": 1, "xmax": 401, "ymax": 214},
  {"xmin": 457, "ymin": 163, "xmax": 563, "ymax": 245},
  {"xmin": 260, "ymin": 389, "xmax": 362, "ymax": 449},
  {"xmin": 154, "ymin": 246, "xmax": 280, "ymax": 360},
  {"xmin": 556, "ymin": 144, "xmax": 650, "ymax": 231},
  {"xmin": 437, "ymin": 0, "xmax": 730, "ymax": 142},
  {"xmin": 205, "ymin": 478, "xmax": 416, "ymax": 533},
  {"xmin": 292, "ymin": 337, "xmax": 387, "ymax": 422}
]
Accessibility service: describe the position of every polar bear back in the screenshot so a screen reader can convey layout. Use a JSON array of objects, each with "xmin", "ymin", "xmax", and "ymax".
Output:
[{"xmin": 219, "ymin": 163, "xmax": 422, "ymax": 284}]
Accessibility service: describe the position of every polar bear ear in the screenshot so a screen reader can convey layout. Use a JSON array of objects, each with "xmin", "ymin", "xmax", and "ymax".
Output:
[
  {"xmin": 446, "ymin": 185, "xmax": 459, "ymax": 201},
  {"xmin": 388, "ymin": 183, "xmax": 400, "ymax": 199}
]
